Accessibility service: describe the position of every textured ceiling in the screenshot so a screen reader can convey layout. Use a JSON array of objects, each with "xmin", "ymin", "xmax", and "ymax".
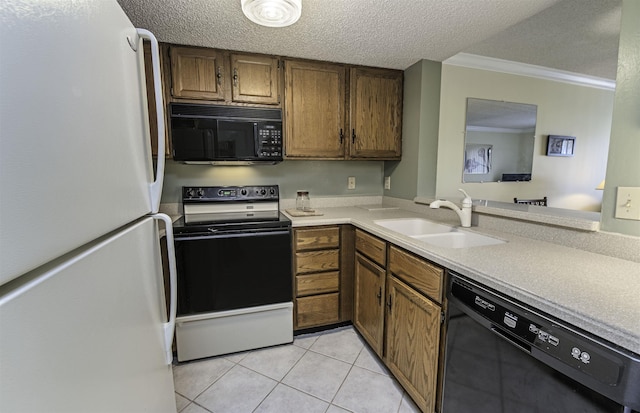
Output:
[{"xmin": 117, "ymin": 0, "xmax": 622, "ymax": 80}]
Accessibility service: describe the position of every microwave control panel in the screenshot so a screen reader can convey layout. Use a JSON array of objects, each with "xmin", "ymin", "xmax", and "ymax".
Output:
[{"xmin": 257, "ymin": 123, "xmax": 282, "ymax": 158}]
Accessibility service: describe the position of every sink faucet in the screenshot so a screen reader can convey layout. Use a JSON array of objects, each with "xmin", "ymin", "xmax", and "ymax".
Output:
[{"xmin": 430, "ymin": 189, "xmax": 472, "ymax": 227}]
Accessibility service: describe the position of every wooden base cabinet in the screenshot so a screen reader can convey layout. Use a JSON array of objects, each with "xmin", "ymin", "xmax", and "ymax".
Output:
[
  {"xmin": 293, "ymin": 226, "xmax": 344, "ymax": 330},
  {"xmin": 353, "ymin": 230, "xmax": 444, "ymax": 413},
  {"xmin": 354, "ymin": 252, "xmax": 386, "ymax": 356},
  {"xmin": 385, "ymin": 275, "xmax": 441, "ymax": 413}
]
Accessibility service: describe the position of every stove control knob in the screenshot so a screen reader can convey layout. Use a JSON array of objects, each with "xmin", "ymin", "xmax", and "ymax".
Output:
[
  {"xmin": 260, "ymin": 188, "xmax": 266, "ymax": 196},
  {"xmin": 269, "ymin": 188, "xmax": 276, "ymax": 195},
  {"xmin": 186, "ymin": 188, "xmax": 195, "ymax": 198},
  {"xmin": 197, "ymin": 188, "xmax": 205, "ymax": 197}
]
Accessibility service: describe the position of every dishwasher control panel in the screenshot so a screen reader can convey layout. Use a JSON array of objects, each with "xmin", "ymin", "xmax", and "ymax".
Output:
[{"xmin": 449, "ymin": 276, "xmax": 624, "ymax": 386}]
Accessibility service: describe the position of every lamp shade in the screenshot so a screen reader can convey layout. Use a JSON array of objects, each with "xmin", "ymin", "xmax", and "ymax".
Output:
[{"xmin": 241, "ymin": 0, "xmax": 302, "ymax": 27}]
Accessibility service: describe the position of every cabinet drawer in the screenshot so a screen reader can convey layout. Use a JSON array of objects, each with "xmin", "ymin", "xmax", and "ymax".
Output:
[
  {"xmin": 389, "ymin": 246, "xmax": 443, "ymax": 303},
  {"xmin": 296, "ymin": 293, "xmax": 340, "ymax": 328},
  {"xmin": 355, "ymin": 229, "xmax": 386, "ymax": 267},
  {"xmin": 295, "ymin": 227, "xmax": 340, "ymax": 251},
  {"xmin": 295, "ymin": 250, "xmax": 340, "ymax": 274},
  {"xmin": 296, "ymin": 272, "xmax": 339, "ymax": 296}
]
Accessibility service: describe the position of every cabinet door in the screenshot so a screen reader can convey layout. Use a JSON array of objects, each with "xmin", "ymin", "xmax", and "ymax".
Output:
[
  {"xmin": 349, "ymin": 67, "xmax": 402, "ymax": 159},
  {"xmin": 385, "ymin": 275, "xmax": 440, "ymax": 413},
  {"xmin": 170, "ymin": 46, "xmax": 225, "ymax": 101},
  {"xmin": 354, "ymin": 252, "xmax": 386, "ymax": 356},
  {"xmin": 230, "ymin": 54, "xmax": 280, "ymax": 105},
  {"xmin": 284, "ymin": 60, "xmax": 346, "ymax": 158}
]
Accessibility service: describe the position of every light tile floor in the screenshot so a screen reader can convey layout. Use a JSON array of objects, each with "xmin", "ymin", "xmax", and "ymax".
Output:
[{"xmin": 173, "ymin": 326, "xmax": 422, "ymax": 413}]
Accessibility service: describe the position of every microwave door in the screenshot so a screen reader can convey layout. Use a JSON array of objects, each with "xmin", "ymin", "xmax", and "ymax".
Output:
[
  {"xmin": 172, "ymin": 118, "xmax": 216, "ymax": 161},
  {"xmin": 217, "ymin": 120, "xmax": 256, "ymax": 159}
]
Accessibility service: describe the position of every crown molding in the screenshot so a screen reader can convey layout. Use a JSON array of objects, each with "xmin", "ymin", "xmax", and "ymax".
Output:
[{"xmin": 443, "ymin": 53, "xmax": 616, "ymax": 91}]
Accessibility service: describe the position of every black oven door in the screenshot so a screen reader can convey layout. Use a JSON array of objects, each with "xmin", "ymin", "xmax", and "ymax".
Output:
[{"xmin": 174, "ymin": 229, "xmax": 292, "ymax": 316}]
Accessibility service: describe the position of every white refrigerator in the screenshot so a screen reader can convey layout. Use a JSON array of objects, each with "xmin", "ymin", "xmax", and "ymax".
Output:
[{"xmin": 0, "ymin": 1, "xmax": 177, "ymax": 412}]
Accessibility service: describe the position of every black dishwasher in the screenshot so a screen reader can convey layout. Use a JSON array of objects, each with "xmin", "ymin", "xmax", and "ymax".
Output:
[{"xmin": 442, "ymin": 272, "xmax": 640, "ymax": 413}]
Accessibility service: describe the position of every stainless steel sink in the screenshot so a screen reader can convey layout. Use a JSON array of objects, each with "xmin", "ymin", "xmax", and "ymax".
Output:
[
  {"xmin": 411, "ymin": 232, "xmax": 505, "ymax": 248},
  {"xmin": 373, "ymin": 218, "xmax": 455, "ymax": 236}
]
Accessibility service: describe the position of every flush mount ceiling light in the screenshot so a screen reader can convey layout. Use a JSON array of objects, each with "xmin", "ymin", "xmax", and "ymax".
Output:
[{"xmin": 241, "ymin": 0, "xmax": 302, "ymax": 28}]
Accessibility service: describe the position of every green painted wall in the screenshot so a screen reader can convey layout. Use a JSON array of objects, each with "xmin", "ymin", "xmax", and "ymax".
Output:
[
  {"xmin": 384, "ymin": 60, "xmax": 441, "ymax": 200},
  {"xmin": 601, "ymin": 0, "xmax": 640, "ymax": 236},
  {"xmin": 161, "ymin": 159, "xmax": 384, "ymax": 203}
]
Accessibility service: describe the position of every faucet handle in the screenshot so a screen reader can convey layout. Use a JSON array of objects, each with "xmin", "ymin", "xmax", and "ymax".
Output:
[{"xmin": 458, "ymin": 189, "xmax": 472, "ymax": 207}]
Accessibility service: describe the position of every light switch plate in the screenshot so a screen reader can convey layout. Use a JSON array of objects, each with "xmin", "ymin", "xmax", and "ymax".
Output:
[
  {"xmin": 615, "ymin": 187, "xmax": 640, "ymax": 220},
  {"xmin": 348, "ymin": 176, "xmax": 356, "ymax": 190}
]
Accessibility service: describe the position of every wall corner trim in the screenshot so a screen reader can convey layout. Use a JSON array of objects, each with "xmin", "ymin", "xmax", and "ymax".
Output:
[{"xmin": 443, "ymin": 53, "xmax": 616, "ymax": 91}]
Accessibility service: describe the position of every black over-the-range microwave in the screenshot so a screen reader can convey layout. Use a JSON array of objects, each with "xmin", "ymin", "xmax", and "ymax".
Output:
[{"xmin": 169, "ymin": 103, "xmax": 283, "ymax": 165}]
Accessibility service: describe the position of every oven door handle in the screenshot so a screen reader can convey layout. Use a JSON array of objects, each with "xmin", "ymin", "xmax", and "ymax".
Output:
[
  {"xmin": 174, "ymin": 229, "xmax": 290, "ymax": 241},
  {"xmin": 153, "ymin": 213, "xmax": 177, "ymax": 365}
]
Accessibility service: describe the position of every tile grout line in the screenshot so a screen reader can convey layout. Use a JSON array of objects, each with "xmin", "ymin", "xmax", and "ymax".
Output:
[
  {"xmin": 250, "ymin": 336, "xmax": 315, "ymax": 412},
  {"xmin": 175, "ymin": 326, "xmax": 416, "ymax": 413},
  {"xmin": 326, "ymin": 344, "xmax": 364, "ymax": 411}
]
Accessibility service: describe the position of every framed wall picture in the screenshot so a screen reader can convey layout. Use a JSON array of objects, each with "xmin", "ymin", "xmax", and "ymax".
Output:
[{"xmin": 546, "ymin": 135, "xmax": 575, "ymax": 157}]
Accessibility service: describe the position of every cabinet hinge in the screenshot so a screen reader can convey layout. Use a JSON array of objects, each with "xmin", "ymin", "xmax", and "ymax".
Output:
[{"xmin": 441, "ymin": 311, "xmax": 445, "ymax": 324}]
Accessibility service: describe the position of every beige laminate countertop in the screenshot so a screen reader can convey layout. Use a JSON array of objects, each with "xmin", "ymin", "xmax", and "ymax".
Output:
[{"xmin": 283, "ymin": 206, "xmax": 640, "ymax": 355}]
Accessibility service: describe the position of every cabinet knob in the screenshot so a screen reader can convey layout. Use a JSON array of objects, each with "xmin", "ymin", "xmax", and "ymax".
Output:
[
  {"xmin": 376, "ymin": 287, "xmax": 382, "ymax": 305},
  {"xmin": 216, "ymin": 67, "xmax": 223, "ymax": 85},
  {"xmin": 233, "ymin": 68, "xmax": 238, "ymax": 86}
]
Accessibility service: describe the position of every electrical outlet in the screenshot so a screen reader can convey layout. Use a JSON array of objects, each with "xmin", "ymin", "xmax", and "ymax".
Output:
[
  {"xmin": 348, "ymin": 176, "xmax": 356, "ymax": 190},
  {"xmin": 615, "ymin": 187, "xmax": 640, "ymax": 220},
  {"xmin": 384, "ymin": 176, "xmax": 391, "ymax": 190}
]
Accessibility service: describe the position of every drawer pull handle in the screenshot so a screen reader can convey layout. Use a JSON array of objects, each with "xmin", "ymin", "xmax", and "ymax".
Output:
[{"xmin": 376, "ymin": 287, "xmax": 382, "ymax": 306}]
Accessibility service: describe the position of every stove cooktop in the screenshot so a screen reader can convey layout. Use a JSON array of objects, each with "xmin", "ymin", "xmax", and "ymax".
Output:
[{"xmin": 173, "ymin": 185, "xmax": 290, "ymax": 235}]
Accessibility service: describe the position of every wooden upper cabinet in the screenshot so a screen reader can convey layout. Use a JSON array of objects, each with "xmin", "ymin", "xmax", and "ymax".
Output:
[
  {"xmin": 231, "ymin": 53, "xmax": 280, "ymax": 105},
  {"xmin": 349, "ymin": 67, "xmax": 402, "ymax": 159},
  {"xmin": 284, "ymin": 60, "xmax": 346, "ymax": 158},
  {"xmin": 170, "ymin": 46, "xmax": 225, "ymax": 101},
  {"xmin": 168, "ymin": 46, "xmax": 280, "ymax": 106}
]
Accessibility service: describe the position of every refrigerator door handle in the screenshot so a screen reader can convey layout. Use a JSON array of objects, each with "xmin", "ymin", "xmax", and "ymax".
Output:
[
  {"xmin": 136, "ymin": 29, "xmax": 165, "ymax": 214},
  {"xmin": 153, "ymin": 213, "xmax": 177, "ymax": 365}
]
